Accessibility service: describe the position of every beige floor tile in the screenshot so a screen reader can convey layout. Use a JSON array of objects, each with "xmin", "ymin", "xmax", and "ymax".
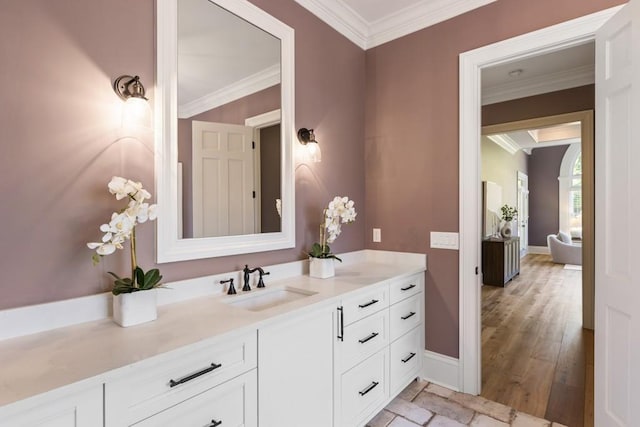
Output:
[
  {"xmin": 389, "ymin": 417, "xmax": 422, "ymax": 427},
  {"xmin": 550, "ymin": 423, "xmax": 568, "ymax": 427},
  {"xmin": 367, "ymin": 409, "xmax": 397, "ymax": 427},
  {"xmin": 399, "ymin": 379, "xmax": 430, "ymax": 401},
  {"xmin": 426, "ymin": 414, "xmax": 468, "ymax": 427},
  {"xmin": 449, "ymin": 392, "xmax": 513, "ymax": 423},
  {"xmin": 512, "ymin": 411, "xmax": 551, "ymax": 427},
  {"xmin": 469, "ymin": 413, "xmax": 509, "ymax": 427},
  {"xmin": 386, "ymin": 397, "xmax": 434, "ymax": 425},
  {"xmin": 413, "ymin": 391, "xmax": 475, "ymax": 424},
  {"xmin": 425, "ymin": 383, "xmax": 455, "ymax": 399}
]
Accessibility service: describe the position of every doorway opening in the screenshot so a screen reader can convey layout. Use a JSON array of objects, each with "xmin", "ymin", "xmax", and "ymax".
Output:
[
  {"xmin": 457, "ymin": 5, "xmax": 621, "ymax": 399},
  {"xmin": 479, "ymin": 112, "xmax": 593, "ymax": 425}
]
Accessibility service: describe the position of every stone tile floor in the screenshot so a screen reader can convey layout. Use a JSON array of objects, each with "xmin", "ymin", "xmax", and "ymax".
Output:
[{"xmin": 367, "ymin": 380, "xmax": 567, "ymax": 427}]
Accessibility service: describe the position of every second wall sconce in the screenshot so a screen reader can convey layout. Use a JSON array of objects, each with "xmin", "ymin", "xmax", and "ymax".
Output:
[
  {"xmin": 297, "ymin": 128, "xmax": 322, "ymax": 163},
  {"xmin": 113, "ymin": 74, "xmax": 151, "ymax": 129}
]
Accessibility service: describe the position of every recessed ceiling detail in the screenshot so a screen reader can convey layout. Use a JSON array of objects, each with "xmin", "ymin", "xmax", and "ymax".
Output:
[
  {"xmin": 294, "ymin": 0, "xmax": 496, "ymax": 49},
  {"xmin": 486, "ymin": 121, "xmax": 582, "ymax": 155}
]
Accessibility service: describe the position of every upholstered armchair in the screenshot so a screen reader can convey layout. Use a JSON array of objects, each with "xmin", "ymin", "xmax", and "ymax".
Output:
[{"xmin": 547, "ymin": 231, "xmax": 582, "ymax": 265}]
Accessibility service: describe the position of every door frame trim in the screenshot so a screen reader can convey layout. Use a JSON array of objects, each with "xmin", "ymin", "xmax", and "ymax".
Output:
[{"xmin": 458, "ymin": 6, "xmax": 622, "ymax": 394}]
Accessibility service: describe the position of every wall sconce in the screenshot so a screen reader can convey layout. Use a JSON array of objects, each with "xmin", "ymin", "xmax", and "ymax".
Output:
[
  {"xmin": 297, "ymin": 128, "xmax": 322, "ymax": 162},
  {"xmin": 113, "ymin": 75, "xmax": 151, "ymax": 129}
]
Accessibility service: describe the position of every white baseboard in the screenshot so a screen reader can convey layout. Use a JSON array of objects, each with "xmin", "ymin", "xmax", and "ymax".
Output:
[
  {"xmin": 528, "ymin": 245, "xmax": 550, "ymax": 254},
  {"xmin": 422, "ymin": 350, "xmax": 460, "ymax": 391}
]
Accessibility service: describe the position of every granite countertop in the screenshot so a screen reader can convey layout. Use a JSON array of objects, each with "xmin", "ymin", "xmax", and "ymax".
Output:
[{"xmin": 0, "ymin": 261, "xmax": 425, "ymax": 408}]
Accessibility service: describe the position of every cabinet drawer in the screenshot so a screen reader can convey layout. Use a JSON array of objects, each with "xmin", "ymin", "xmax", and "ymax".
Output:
[
  {"xmin": 339, "ymin": 348, "xmax": 389, "ymax": 427},
  {"xmin": 390, "ymin": 326, "xmax": 422, "ymax": 395},
  {"xmin": 389, "ymin": 274, "xmax": 422, "ymax": 305},
  {"xmin": 106, "ymin": 331, "xmax": 257, "ymax": 425},
  {"xmin": 341, "ymin": 286, "xmax": 388, "ymax": 326},
  {"xmin": 339, "ymin": 309, "xmax": 389, "ymax": 372},
  {"xmin": 133, "ymin": 369, "xmax": 257, "ymax": 427},
  {"xmin": 390, "ymin": 293, "xmax": 422, "ymax": 342}
]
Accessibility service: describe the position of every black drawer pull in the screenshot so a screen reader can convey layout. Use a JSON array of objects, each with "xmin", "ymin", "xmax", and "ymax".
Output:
[
  {"xmin": 358, "ymin": 332, "xmax": 379, "ymax": 344},
  {"xmin": 401, "ymin": 284, "xmax": 416, "ymax": 291},
  {"xmin": 208, "ymin": 420, "xmax": 222, "ymax": 427},
  {"xmin": 401, "ymin": 311, "xmax": 416, "ymax": 320},
  {"xmin": 169, "ymin": 363, "xmax": 222, "ymax": 388},
  {"xmin": 402, "ymin": 352, "xmax": 417, "ymax": 363},
  {"xmin": 359, "ymin": 381, "xmax": 379, "ymax": 396},
  {"xmin": 358, "ymin": 299, "xmax": 379, "ymax": 308},
  {"xmin": 337, "ymin": 306, "xmax": 344, "ymax": 342}
]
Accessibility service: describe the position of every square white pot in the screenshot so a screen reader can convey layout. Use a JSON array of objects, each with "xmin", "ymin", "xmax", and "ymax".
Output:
[
  {"xmin": 113, "ymin": 289, "xmax": 158, "ymax": 327},
  {"xmin": 309, "ymin": 257, "xmax": 335, "ymax": 279}
]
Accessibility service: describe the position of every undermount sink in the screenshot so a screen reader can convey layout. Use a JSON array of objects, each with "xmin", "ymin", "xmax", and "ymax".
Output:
[{"xmin": 226, "ymin": 286, "xmax": 317, "ymax": 312}]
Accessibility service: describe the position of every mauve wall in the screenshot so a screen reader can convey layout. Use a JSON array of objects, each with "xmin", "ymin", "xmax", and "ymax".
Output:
[
  {"xmin": 0, "ymin": 0, "xmax": 365, "ymax": 310},
  {"xmin": 364, "ymin": 0, "xmax": 623, "ymax": 357},
  {"xmin": 482, "ymin": 85, "xmax": 595, "ymax": 126},
  {"xmin": 528, "ymin": 145, "xmax": 570, "ymax": 246}
]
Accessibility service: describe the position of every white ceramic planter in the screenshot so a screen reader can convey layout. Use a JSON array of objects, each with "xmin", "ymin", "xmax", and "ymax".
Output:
[
  {"xmin": 309, "ymin": 257, "xmax": 335, "ymax": 279},
  {"xmin": 113, "ymin": 289, "xmax": 158, "ymax": 327}
]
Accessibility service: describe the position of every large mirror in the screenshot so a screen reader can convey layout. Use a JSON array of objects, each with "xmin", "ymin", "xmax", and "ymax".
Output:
[{"xmin": 155, "ymin": 0, "xmax": 295, "ymax": 263}]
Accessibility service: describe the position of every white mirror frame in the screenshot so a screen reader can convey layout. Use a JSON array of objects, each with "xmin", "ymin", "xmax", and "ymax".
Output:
[{"xmin": 155, "ymin": 0, "xmax": 295, "ymax": 263}]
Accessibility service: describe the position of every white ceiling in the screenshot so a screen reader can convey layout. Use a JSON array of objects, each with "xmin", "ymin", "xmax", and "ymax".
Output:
[
  {"xmin": 178, "ymin": 0, "xmax": 280, "ymax": 118},
  {"xmin": 295, "ymin": 0, "xmax": 595, "ymax": 101},
  {"xmin": 294, "ymin": 0, "xmax": 496, "ymax": 49},
  {"xmin": 481, "ymin": 42, "xmax": 595, "ymax": 105}
]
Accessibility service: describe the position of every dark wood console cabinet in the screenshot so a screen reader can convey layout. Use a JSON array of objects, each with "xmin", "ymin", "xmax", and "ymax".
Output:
[{"xmin": 482, "ymin": 237, "xmax": 520, "ymax": 286}]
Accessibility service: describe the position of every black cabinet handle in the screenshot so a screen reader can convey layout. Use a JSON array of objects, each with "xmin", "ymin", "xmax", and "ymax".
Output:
[
  {"xmin": 358, "ymin": 381, "xmax": 379, "ymax": 396},
  {"xmin": 358, "ymin": 299, "xmax": 379, "ymax": 308},
  {"xmin": 358, "ymin": 332, "xmax": 379, "ymax": 344},
  {"xmin": 402, "ymin": 352, "xmax": 417, "ymax": 363},
  {"xmin": 208, "ymin": 420, "xmax": 222, "ymax": 427},
  {"xmin": 169, "ymin": 363, "xmax": 222, "ymax": 388},
  {"xmin": 401, "ymin": 284, "xmax": 416, "ymax": 291},
  {"xmin": 401, "ymin": 311, "xmax": 416, "ymax": 320},
  {"xmin": 337, "ymin": 306, "xmax": 344, "ymax": 341}
]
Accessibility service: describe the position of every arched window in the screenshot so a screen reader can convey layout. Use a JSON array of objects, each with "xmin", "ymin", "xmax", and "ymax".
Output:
[{"xmin": 559, "ymin": 144, "xmax": 581, "ymax": 239}]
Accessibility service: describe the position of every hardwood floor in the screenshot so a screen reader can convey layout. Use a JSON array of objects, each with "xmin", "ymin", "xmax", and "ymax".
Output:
[{"xmin": 481, "ymin": 254, "xmax": 593, "ymax": 427}]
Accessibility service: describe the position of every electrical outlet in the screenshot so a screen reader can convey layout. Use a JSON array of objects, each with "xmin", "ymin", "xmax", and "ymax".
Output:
[{"xmin": 373, "ymin": 228, "xmax": 381, "ymax": 243}]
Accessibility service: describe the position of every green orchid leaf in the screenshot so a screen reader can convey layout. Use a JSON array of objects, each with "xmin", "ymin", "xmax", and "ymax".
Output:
[
  {"xmin": 143, "ymin": 269, "xmax": 162, "ymax": 289},
  {"xmin": 135, "ymin": 267, "xmax": 145, "ymax": 289}
]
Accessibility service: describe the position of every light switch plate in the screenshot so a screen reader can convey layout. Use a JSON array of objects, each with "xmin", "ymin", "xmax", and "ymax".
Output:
[{"xmin": 430, "ymin": 232, "xmax": 459, "ymax": 250}]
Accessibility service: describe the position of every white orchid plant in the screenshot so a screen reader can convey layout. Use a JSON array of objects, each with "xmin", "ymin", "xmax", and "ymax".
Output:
[
  {"xmin": 87, "ymin": 177, "xmax": 162, "ymax": 295},
  {"xmin": 308, "ymin": 196, "xmax": 357, "ymax": 262}
]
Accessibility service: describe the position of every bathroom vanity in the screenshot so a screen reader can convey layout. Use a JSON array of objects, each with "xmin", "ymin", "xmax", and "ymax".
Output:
[{"xmin": 0, "ymin": 253, "xmax": 425, "ymax": 427}]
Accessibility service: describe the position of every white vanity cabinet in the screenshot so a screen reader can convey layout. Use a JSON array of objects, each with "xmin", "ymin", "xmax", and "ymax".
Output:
[
  {"xmin": 334, "ymin": 273, "xmax": 424, "ymax": 427},
  {"xmin": 0, "ymin": 257, "xmax": 426, "ymax": 427},
  {"xmin": 104, "ymin": 330, "xmax": 257, "ymax": 427},
  {"xmin": 388, "ymin": 274, "xmax": 424, "ymax": 397},
  {"xmin": 258, "ymin": 304, "xmax": 334, "ymax": 427},
  {"xmin": 0, "ymin": 384, "xmax": 103, "ymax": 427}
]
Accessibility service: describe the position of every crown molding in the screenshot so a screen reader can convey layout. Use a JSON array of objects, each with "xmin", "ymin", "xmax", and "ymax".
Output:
[
  {"xmin": 482, "ymin": 63, "xmax": 594, "ymax": 106},
  {"xmin": 367, "ymin": 0, "xmax": 496, "ymax": 49},
  {"xmin": 486, "ymin": 134, "xmax": 520, "ymax": 155},
  {"xmin": 294, "ymin": 0, "xmax": 369, "ymax": 49},
  {"xmin": 295, "ymin": 0, "xmax": 496, "ymax": 50},
  {"xmin": 178, "ymin": 64, "xmax": 280, "ymax": 119}
]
